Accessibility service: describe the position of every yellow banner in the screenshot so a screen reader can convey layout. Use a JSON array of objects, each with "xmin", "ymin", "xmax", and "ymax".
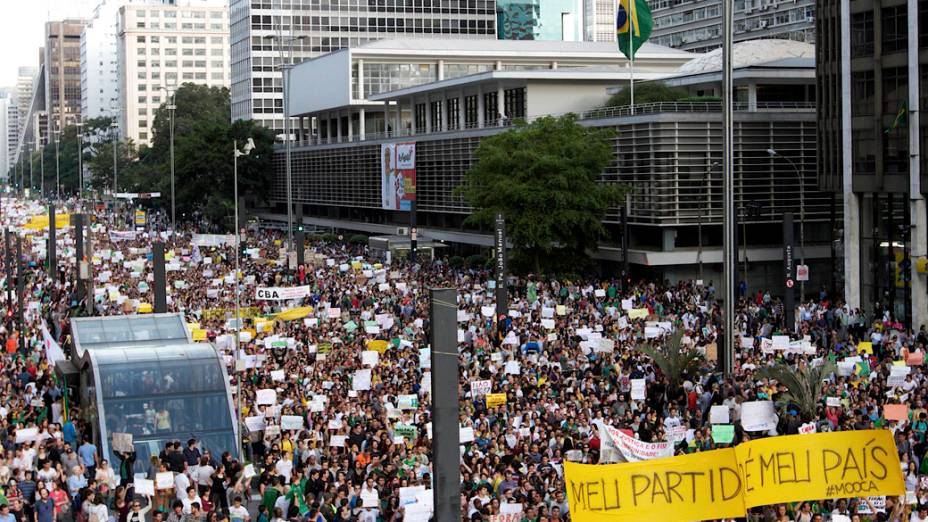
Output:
[
  {"xmin": 736, "ymin": 430, "xmax": 904, "ymax": 508},
  {"xmin": 565, "ymin": 450, "xmax": 743, "ymax": 522},
  {"xmin": 486, "ymin": 393, "xmax": 507, "ymax": 408},
  {"xmin": 565, "ymin": 430, "xmax": 904, "ymax": 522},
  {"xmin": 628, "ymin": 308, "xmax": 648, "ymax": 320}
]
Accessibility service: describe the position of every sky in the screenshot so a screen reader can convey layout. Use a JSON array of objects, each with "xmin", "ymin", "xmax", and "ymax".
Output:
[{"xmin": 0, "ymin": 0, "xmax": 97, "ymax": 88}]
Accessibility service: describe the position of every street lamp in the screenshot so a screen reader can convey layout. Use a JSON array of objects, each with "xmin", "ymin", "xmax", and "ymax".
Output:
[
  {"xmin": 111, "ymin": 118, "xmax": 119, "ymax": 217},
  {"xmin": 698, "ymin": 161, "xmax": 720, "ymax": 283},
  {"xmin": 233, "ymin": 137, "xmax": 255, "ymax": 461},
  {"xmin": 54, "ymin": 128, "xmax": 61, "ymax": 200},
  {"xmin": 76, "ymin": 119, "xmax": 85, "ymax": 204},
  {"xmin": 161, "ymin": 85, "xmax": 177, "ymax": 234},
  {"xmin": 264, "ymin": 32, "xmax": 306, "ymax": 258},
  {"xmin": 768, "ymin": 148, "xmax": 805, "ymax": 301}
]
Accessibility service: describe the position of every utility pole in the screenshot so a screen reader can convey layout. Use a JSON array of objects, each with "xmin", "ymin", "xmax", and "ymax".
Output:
[
  {"xmin": 429, "ymin": 288, "xmax": 461, "ymax": 522},
  {"xmin": 15, "ymin": 234, "xmax": 24, "ymax": 353},
  {"xmin": 720, "ymin": 0, "xmax": 735, "ymax": 376},
  {"xmin": 152, "ymin": 242, "xmax": 167, "ymax": 313},
  {"xmin": 76, "ymin": 120, "xmax": 84, "ymax": 203},
  {"xmin": 54, "ymin": 129, "xmax": 60, "ymax": 199},
  {"xmin": 48, "ymin": 204, "xmax": 57, "ymax": 278}
]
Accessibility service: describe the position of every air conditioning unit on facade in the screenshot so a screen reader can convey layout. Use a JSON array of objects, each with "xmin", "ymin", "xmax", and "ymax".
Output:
[{"xmin": 396, "ymin": 227, "xmax": 409, "ymax": 236}]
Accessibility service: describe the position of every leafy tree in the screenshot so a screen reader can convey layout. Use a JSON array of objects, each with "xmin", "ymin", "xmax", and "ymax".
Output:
[
  {"xmin": 458, "ymin": 114, "xmax": 624, "ymax": 274},
  {"xmin": 86, "ymin": 137, "xmax": 138, "ymax": 193},
  {"xmin": 757, "ymin": 359, "xmax": 837, "ymax": 422},
  {"xmin": 606, "ymin": 82, "xmax": 689, "ymax": 107},
  {"xmin": 638, "ymin": 330, "xmax": 704, "ymax": 397}
]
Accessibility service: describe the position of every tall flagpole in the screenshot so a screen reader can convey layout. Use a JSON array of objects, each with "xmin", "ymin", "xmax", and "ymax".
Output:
[{"xmin": 629, "ymin": 0, "xmax": 635, "ymax": 115}]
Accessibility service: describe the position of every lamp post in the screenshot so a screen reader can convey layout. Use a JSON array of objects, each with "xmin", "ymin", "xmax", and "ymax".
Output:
[
  {"xmin": 264, "ymin": 32, "xmax": 306, "ymax": 257},
  {"xmin": 76, "ymin": 120, "xmax": 84, "ymax": 204},
  {"xmin": 233, "ymin": 137, "xmax": 255, "ymax": 461},
  {"xmin": 768, "ymin": 148, "xmax": 805, "ymax": 301},
  {"xmin": 54, "ymin": 128, "xmax": 60, "ymax": 200},
  {"xmin": 161, "ymin": 86, "xmax": 177, "ymax": 234},
  {"xmin": 111, "ymin": 118, "xmax": 119, "ymax": 218}
]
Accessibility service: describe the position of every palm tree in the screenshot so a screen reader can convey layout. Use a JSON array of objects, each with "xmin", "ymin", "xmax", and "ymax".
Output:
[
  {"xmin": 757, "ymin": 359, "xmax": 837, "ymax": 422},
  {"xmin": 638, "ymin": 330, "xmax": 705, "ymax": 396}
]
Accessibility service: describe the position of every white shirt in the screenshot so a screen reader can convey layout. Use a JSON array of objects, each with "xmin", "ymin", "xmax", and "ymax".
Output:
[{"xmin": 174, "ymin": 472, "xmax": 191, "ymax": 500}]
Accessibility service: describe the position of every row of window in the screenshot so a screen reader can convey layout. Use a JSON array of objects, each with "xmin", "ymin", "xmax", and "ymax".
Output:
[
  {"xmin": 136, "ymin": 35, "xmax": 225, "ymax": 45},
  {"xmin": 134, "ymin": 22, "xmax": 226, "ymax": 31},
  {"xmin": 136, "ymin": 48, "xmax": 225, "ymax": 57},
  {"xmin": 249, "ymin": 0, "xmax": 495, "ymax": 15},
  {"xmin": 850, "ymin": 5, "xmax": 928, "ymax": 58},
  {"xmin": 134, "ymin": 60, "xmax": 226, "ymax": 69},
  {"xmin": 135, "ymin": 9, "xmax": 225, "ymax": 19},
  {"xmin": 249, "ymin": 16, "xmax": 494, "ymax": 33}
]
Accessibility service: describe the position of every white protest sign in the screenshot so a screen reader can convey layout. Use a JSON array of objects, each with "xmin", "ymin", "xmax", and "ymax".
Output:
[
  {"xmin": 281, "ymin": 415, "xmax": 304, "ymax": 431},
  {"xmin": 135, "ymin": 479, "xmax": 155, "ymax": 496},
  {"xmin": 471, "ymin": 380, "xmax": 492, "ymax": 396},
  {"xmin": 709, "ymin": 405, "xmax": 730, "ymax": 424},
  {"xmin": 630, "ymin": 379, "xmax": 646, "ymax": 400},
  {"xmin": 256, "ymin": 389, "xmax": 277, "ymax": 405},
  {"xmin": 740, "ymin": 400, "xmax": 778, "ymax": 432},
  {"xmin": 254, "ymin": 286, "xmax": 311, "ymax": 301},
  {"xmin": 353, "ymin": 369, "xmax": 372, "ymax": 391},
  {"xmin": 156, "ymin": 472, "xmax": 174, "ymax": 490}
]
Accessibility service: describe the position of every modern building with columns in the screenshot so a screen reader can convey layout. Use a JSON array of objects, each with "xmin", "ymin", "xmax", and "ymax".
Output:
[
  {"xmin": 286, "ymin": 38, "xmax": 693, "ymax": 145},
  {"xmin": 816, "ymin": 0, "xmax": 927, "ymax": 328},
  {"xmin": 266, "ymin": 40, "xmax": 837, "ymax": 293}
]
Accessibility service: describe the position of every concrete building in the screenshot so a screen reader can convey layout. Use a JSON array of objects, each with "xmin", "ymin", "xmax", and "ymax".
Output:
[
  {"xmin": 817, "ymin": 0, "xmax": 927, "ymax": 328},
  {"xmin": 15, "ymin": 67, "xmax": 37, "ymax": 135},
  {"xmin": 116, "ymin": 1, "xmax": 230, "ymax": 145},
  {"xmin": 81, "ymin": 1, "xmax": 125, "ymax": 120},
  {"xmin": 650, "ymin": 0, "xmax": 816, "ymax": 53},
  {"xmin": 0, "ymin": 96, "xmax": 13, "ymax": 178},
  {"xmin": 266, "ymin": 40, "xmax": 831, "ymax": 292},
  {"xmin": 45, "ymin": 20, "xmax": 88, "ymax": 137},
  {"xmin": 583, "ymin": 0, "xmax": 617, "ymax": 42},
  {"xmin": 286, "ymin": 38, "xmax": 692, "ymax": 144},
  {"xmin": 229, "ymin": 0, "xmax": 498, "ymax": 135},
  {"xmin": 496, "ymin": 0, "xmax": 583, "ymax": 41}
]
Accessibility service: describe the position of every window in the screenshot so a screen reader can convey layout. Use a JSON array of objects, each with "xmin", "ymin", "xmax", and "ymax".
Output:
[
  {"xmin": 137, "ymin": 60, "xmax": 146, "ymax": 67},
  {"xmin": 851, "ymin": 70, "xmax": 874, "ymax": 116},
  {"xmin": 447, "ymin": 97, "xmax": 460, "ymax": 130},
  {"xmin": 139, "ymin": 120, "xmax": 147, "ymax": 128},
  {"xmin": 483, "ymin": 91, "xmax": 498, "ymax": 124},
  {"xmin": 138, "ymin": 132, "xmax": 148, "ymax": 140},
  {"xmin": 211, "ymin": 72, "xmax": 223, "ymax": 80},
  {"xmin": 138, "ymin": 96, "xmax": 147, "ymax": 103},
  {"xmin": 882, "ymin": 6, "xmax": 907, "ymax": 53},
  {"xmin": 211, "ymin": 60, "xmax": 224, "ymax": 68},
  {"xmin": 137, "ymin": 36, "xmax": 146, "ymax": 43},
  {"xmin": 429, "ymin": 100, "xmax": 443, "ymax": 130},
  {"xmin": 138, "ymin": 108, "xmax": 147, "ymax": 116},
  {"xmin": 464, "ymin": 95, "xmax": 478, "ymax": 127},
  {"xmin": 504, "ymin": 87, "xmax": 526, "ymax": 120}
]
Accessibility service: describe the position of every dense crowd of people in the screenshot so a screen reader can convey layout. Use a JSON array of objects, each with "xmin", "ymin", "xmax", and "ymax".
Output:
[{"xmin": 0, "ymin": 196, "xmax": 926, "ymax": 522}]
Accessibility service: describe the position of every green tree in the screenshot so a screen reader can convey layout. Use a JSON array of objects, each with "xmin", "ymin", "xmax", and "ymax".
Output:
[
  {"xmin": 638, "ymin": 330, "xmax": 704, "ymax": 398},
  {"xmin": 133, "ymin": 84, "xmax": 275, "ymax": 228},
  {"xmin": 458, "ymin": 114, "xmax": 624, "ymax": 274},
  {"xmin": 606, "ymin": 82, "xmax": 689, "ymax": 107},
  {"xmin": 757, "ymin": 360, "xmax": 837, "ymax": 422},
  {"xmin": 86, "ymin": 136, "xmax": 138, "ymax": 193}
]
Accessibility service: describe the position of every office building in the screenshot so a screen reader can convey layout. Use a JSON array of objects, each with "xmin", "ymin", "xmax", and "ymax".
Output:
[
  {"xmin": 81, "ymin": 1, "xmax": 125, "ymax": 120},
  {"xmin": 0, "ymin": 96, "xmax": 13, "ymax": 178},
  {"xmin": 817, "ymin": 0, "xmax": 928, "ymax": 328},
  {"xmin": 116, "ymin": 1, "xmax": 230, "ymax": 145},
  {"xmin": 584, "ymin": 0, "xmax": 616, "ymax": 42},
  {"xmin": 497, "ymin": 0, "xmax": 583, "ymax": 41},
  {"xmin": 229, "ymin": 0, "xmax": 498, "ymax": 135},
  {"xmin": 650, "ymin": 0, "xmax": 816, "ymax": 53},
  {"xmin": 45, "ymin": 20, "xmax": 88, "ymax": 136},
  {"xmin": 286, "ymin": 38, "xmax": 691, "ymax": 144},
  {"xmin": 268, "ymin": 39, "xmax": 830, "ymax": 291}
]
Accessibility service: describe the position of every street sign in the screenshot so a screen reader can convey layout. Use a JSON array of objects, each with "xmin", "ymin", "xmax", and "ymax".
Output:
[
  {"xmin": 796, "ymin": 264, "xmax": 809, "ymax": 281},
  {"xmin": 786, "ymin": 279, "xmax": 795, "ymax": 288}
]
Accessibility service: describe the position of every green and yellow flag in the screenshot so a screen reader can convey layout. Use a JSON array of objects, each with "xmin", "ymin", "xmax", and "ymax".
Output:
[{"xmin": 617, "ymin": 0, "xmax": 653, "ymax": 61}]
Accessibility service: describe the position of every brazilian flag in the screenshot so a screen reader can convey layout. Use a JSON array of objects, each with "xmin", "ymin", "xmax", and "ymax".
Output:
[{"xmin": 617, "ymin": 0, "xmax": 653, "ymax": 61}]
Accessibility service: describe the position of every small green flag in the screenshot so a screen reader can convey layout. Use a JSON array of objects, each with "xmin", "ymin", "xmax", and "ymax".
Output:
[{"xmin": 617, "ymin": 0, "xmax": 653, "ymax": 61}]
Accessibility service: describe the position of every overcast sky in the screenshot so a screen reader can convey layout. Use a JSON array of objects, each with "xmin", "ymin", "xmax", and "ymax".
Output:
[{"xmin": 0, "ymin": 0, "xmax": 96, "ymax": 88}]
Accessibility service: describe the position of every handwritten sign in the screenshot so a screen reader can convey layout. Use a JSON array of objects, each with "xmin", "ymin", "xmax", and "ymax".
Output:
[{"xmin": 565, "ymin": 430, "xmax": 904, "ymax": 522}]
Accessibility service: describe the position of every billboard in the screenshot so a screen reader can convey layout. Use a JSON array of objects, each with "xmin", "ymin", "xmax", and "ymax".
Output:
[{"xmin": 381, "ymin": 142, "xmax": 416, "ymax": 211}]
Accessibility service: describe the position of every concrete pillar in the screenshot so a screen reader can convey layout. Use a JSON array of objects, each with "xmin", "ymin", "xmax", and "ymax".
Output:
[
  {"xmin": 326, "ymin": 115, "xmax": 332, "ymax": 143},
  {"xmin": 359, "ymin": 108, "xmax": 366, "ymax": 140},
  {"xmin": 662, "ymin": 228, "xmax": 676, "ymax": 252},
  {"xmin": 495, "ymin": 60, "xmax": 503, "ymax": 70},
  {"xmin": 410, "ymin": 98, "xmax": 417, "ymax": 135},
  {"xmin": 394, "ymin": 102, "xmax": 401, "ymax": 136},
  {"xmin": 497, "ymin": 84, "xmax": 505, "ymax": 124},
  {"xmin": 858, "ymin": 194, "xmax": 873, "ymax": 313},
  {"xmin": 437, "ymin": 59, "xmax": 444, "ymax": 81},
  {"xmin": 425, "ymin": 97, "xmax": 432, "ymax": 133},
  {"xmin": 747, "ymin": 82, "xmax": 758, "ymax": 111},
  {"xmin": 907, "ymin": 0, "xmax": 926, "ymax": 329},
  {"xmin": 477, "ymin": 84, "xmax": 485, "ymax": 128},
  {"xmin": 441, "ymin": 92, "xmax": 448, "ymax": 132},
  {"xmin": 347, "ymin": 110, "xmax": 354, "ymax": 142},
  {"xmin": 458, "ymin": 91, "xmax": 466, "ymax": 130},
  {"xmin": 840, "ymin": 0, "xmax": 861, "ymax": 311},
  {"xmin": 336, "ymin": 112, "xmax": 342, "ymax": 143},
  {"xmin": 357, "ymin": 59, "xmax": 365, "ymax": 100},
  {"xmin": 299, "ymin": 116, "xmax": 305, "ymax": 145}
]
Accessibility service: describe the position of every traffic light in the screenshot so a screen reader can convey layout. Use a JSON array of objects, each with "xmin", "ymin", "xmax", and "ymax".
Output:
[{"xmin": 6, "ymin": 309, "xmax": 13, "ymax": 319}]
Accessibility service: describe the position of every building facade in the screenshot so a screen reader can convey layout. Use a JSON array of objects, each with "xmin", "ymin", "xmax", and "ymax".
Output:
[
  {"xmin": 116, "ymin": 1, "xmax": 230, "ymax": 145},
  {"xmin": 817, "ymin": 0, "xmax": 928, "ymax": 328},
  {"xmin": 583, "ymin": 0, "xmax": 616, "ymax": 42},
  {"xmin": 229, "ymin": 0, "xmax": 498, "ymax": 135},
  {"xmin": 268, "ymin": 41, "xmax": 834, "ymax": 292},
  {"xmin": 45, "ymin": 20, "xmax": 87, "ymax": 137},
  {"xmin": 0, "ymin": 96, "xmax": 13, "ymax": 178},
  {"xmin": 496, "ymin": 0, "xmax": 583, "ymax": 41},
  {"xmin": 650, "ymin": 0, "xmax": 816, "ymax": 53},
  {"xmin": 286, "ymin": 39, "xmax": 692, "ymax": 144},
  {"xmin": 81, "ymin": 0, "xmax": 126, "ymax": 120}
]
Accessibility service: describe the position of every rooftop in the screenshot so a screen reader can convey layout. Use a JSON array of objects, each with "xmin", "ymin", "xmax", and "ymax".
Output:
[{"xmin": 677, "ymin": 39, "xmax": 815, "ymax": 74}]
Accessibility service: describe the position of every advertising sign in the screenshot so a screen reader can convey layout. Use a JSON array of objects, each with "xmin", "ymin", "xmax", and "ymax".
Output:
[{"xmin": 381, "ymin": 143, "xmax": 416, "ymax": 211}]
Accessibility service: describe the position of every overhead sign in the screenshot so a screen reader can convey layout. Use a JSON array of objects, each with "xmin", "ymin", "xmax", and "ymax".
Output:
[
  {"xmin": 565, "ymin": 430, "xmax": 904, "ymax": 522},
  {"xmin": 255, "ymin": 286, "xmax": 312, "ymax": 301}
]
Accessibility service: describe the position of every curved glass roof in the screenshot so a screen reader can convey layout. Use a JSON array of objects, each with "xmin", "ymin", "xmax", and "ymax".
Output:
[
  {"xmin": 677, "ymin": 39, "xmax": 815, "ymax": 74},
  {"xmin": 74, "ymin": 314, "xmax": 238, "ymax": 471}
]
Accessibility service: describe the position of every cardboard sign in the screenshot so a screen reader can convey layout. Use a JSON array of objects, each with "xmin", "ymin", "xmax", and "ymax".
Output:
[
  {"xmin": 709, "ymin": 405, "xmax": 730, "ymax": 425},
  {"xmin": 740, "ymin": 401, "xmax": 778, "ymax": 432},
  {"xmin": 112, "ymin": 432, "xmax": 134, "ymax": 453},
  {"xmin": 156, "ymin": 472, "xmax": 174, "ymax": 490},
  {"xmin": 711, "ymin": 424, "xmax": 735, "ymax": 444},
  {"xmin": 135, "ymin": 479, "xmax": 155, "ymax": 496},
  {"xmin": 884, "ymin": 404, "xmax": 909, "ymax": 422},
  {"xmin": 471, "ymin": 380, "xmax": 492, "ymax": 397},
  {"xmin": 486, "ymin": 393, "xmax": 507, "ymax": 408}
]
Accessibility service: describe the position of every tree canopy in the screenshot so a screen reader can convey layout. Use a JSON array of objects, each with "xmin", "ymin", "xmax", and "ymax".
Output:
[
  {"xmin": 606, "ymin": 81, "xmax": 721, "ymax": 107},
  {"xmin": 458, "ymin": 114, "xmax": 625, "ymax": 274},
  {"xmin": 11, "ymin": 84, "xmax": 276, "ymax": 231}
]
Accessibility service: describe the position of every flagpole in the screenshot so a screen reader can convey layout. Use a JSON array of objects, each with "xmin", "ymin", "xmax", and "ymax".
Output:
[{"xmin": 629, "ymin": 1, "xmax": 635, "ymax": 115}]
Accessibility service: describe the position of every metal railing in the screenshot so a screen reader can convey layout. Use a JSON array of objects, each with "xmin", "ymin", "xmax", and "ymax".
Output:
[{"xmin": 290, "ymin": 101, "xmax": 816, "ymax": 147}]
